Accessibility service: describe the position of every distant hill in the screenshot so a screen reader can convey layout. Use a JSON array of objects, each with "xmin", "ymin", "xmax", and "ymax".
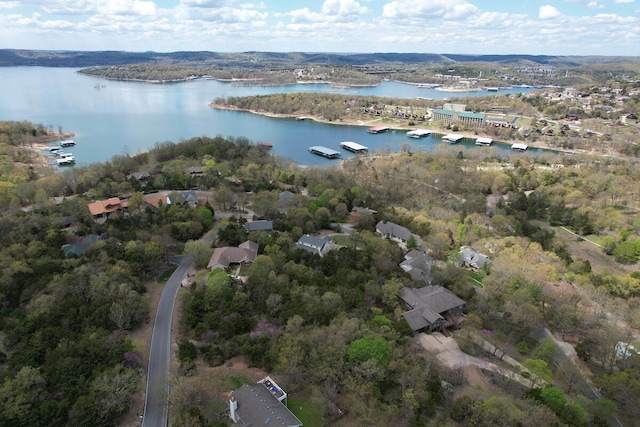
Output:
[{"xmin": 0, "ymin": 49, "xmax": 637, "ymax": 68}]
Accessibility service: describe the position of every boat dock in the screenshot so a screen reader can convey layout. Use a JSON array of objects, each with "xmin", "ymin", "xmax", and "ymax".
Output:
[
  {"xmin": 60, "ymin": 140, "xmax": 76, "ymax": 147},
  {"xmin": 475, "ymin": 137, "xmax": 493, "ymax": 146},
  {"xmin": 56, "ymin": 155, "xmax": 76, "ymax": 166},
  {"xmin": 442, "ymin": 134, "xmax": 463, "ymax": 143},
  {"xmin": 308, "ymin": 146, "xmax": 341, "ymax": 159},
  {"xmin": 367, "ymin": 126, "xmax": 389, "ymax": 134},
  {"xmin": 406, "ymin": 129, "xmax": 431, "ymax": 138},
  {"xmin": 511, "ymin": 143, "xmax": 528, "ymax": 151},
  {"xmin": 339, "ymin": 141, "xmax": 368, "ymax": 154}
]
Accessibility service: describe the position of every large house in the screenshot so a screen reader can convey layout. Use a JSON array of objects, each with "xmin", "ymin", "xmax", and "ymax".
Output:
[
  {"xmin": 207, "ymin": 241, "xmax": 259, "ymax": 271},
  {"xmin": 295, "ymin": 234, "xmax": 332, "ymax": 256},
  {"xmin": 459, "ymin": 246, "xmax": 492, "ymax": 270},
  {"xmin": 376, "ymin": 220, "xmax": 412, "ymax": 243},
  {"xmin": 399, "ymin": 285, "xmax": 465, "ymax": 333},
  {"xmin": 400, "ymin": 250, "xmax": 433, "ymax": 282},
  {"xmin": 88, "ymin": 197, "xmax": 128, "ymax": 222},
  {"xmin": 228, "ymin": 376, "xmax": 302, "ymax": 427}
]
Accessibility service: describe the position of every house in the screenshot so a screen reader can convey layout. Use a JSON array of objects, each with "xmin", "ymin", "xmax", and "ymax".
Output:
[
  {"xmin": 244, "ymin": 220, "xmax": 274, "ymax": 233},
  {"xmin": 400, "ymin": 250, "xmax": 433, "ymax": 282},
  {"xmin": 88, "ymin": 197, "xmax": 128, "ymax": 222},
  {"xmin": 376, "ymin": 220, "xmax": 412, "ymax": 243},
  {"xmin": 295, "ymin": 234, "xmax": 332, "ymax": 256},
  {"xmin": 183, "ymin": 166, "xmax": 205, "ymax": 177},
  {"xmin": 167, "ymin": 190, "xmax": 199, "ymax": 206},
  {"xmin": 459, "ymin": 246, "xmax": 492, "ymax": 270},
  {"xmin": 277, "ymin": 191, "xmax": 295, "ymax": 211},
  {"xmin": 126, "ymin": 171, "xmax": 151, "ymax": 183},
  {"xmin": 398, "ymin": 285, "xmax": 465, "ymax": 333},
  {"xmin": 228, "ymin": 376, "xmax": 302, "ymax": 427},
  {"xmin": 62, "ymin": 234, "xmax": 103, "ymax": 258},
  {"xmin": 207, "ymin": 241, "xmax": 259, "ymax": 270}
]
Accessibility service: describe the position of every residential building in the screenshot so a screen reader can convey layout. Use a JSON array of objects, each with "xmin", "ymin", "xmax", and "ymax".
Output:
[
  {"xmin": 295, "ymin": 234, "xmax": 332, "ymax": 256},
  {"xmin": 87, "ymin": 197, "xmax": 128, "ymax": 222},
  {"xmin": 459, "ymin": 246, "xmax": 492, "ymax": 270},
  {"xmin": 228, "ymin": 376, "xmax": 302, "ymax": 427},
  {"xmin": 208, "ymin": 241, "xmax": 259, "ymax": 270},
  {"xmin": 400, "ymin": 250, "xmax": 433, "ymax": 282},
  {"xmin": 376, "ymin": 220, "xmax": 412, "ymax": 243},
  {"xmin": 399, "ymin": 285, "xmax": 465, "ymax": 333},
  {"xmin": 244, "ymin": 220, "xmax": 274, "ymax": 233},
  {"xmin": 62, "ymin": 234, "xmax": 103, "ymax": 258}
]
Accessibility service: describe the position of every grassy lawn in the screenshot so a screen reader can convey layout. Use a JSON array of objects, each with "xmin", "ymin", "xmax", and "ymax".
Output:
[
  {"xmin": 288, "ymin": 396, "xmax": 325, "ymax": 427},
  {"xmin": 331, "ymin": 234, "xmax": 356, "ymax": 248}
]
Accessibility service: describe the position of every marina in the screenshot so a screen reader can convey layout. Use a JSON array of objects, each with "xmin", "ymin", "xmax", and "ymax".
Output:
[
  {"xmin": 475, "ymin": 137, "xmax": 493, "ymax": 146},
  {"xmin": 511, "ymin": 143, "xmax": 529, "ymax": 151},
  {"xmin": 406, "ymin": 129, "xmax": 432, "ymax": 138},
  {"xmin": 367, "ymin": 126, "xmax": 390, "ymax": 134},
  {"xmin": 442, "ymin": 134, "xmax": 464, "ymax": 143},
  {"xmin": 308, "ymin": 146, "xmax": 341, "ymax": 159},
  {"xmin": 339, "ymin": 141, "xmax": 368, "ymax": 154},
  {"xmin": 56, "ymin": 155, "xmax": 76, "ymax": 166}
]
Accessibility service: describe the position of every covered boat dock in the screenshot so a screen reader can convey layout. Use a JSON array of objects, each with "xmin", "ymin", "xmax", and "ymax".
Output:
[
  {"xmin": 339, "ymin": 141, "xmax": 368, "ymax": 153},
  {"xmin": 442, "ymin": 134, "xmax": 463, "ymax": 143},
  {"xmin": 308, "ymin": 146, "xmax": 341, "ymax": 159},
  {"xmin": 406, "ymin": 129, "xmax": 431, "ymax": 138},
  {"xmin": 367, "ymin": 126, "xmax": 389, "ymax": 134}
]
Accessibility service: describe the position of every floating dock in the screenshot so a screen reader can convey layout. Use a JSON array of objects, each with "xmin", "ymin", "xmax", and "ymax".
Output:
[
  {"xmin": 308, "ymin": 146, "xmax": 341, "ymax": 159},
  {"xmin": 367, "ymin": 126, "xmax": 389, "ymax": 134},
  {"xmin": 339, "ymin": 141, "xmax": 368, "ymax": 153},
  {"xmin": 511, "ymin": 143, "xmax": 528, "ymax": 151},
  {"xmin": 442, "ymin": 134, "xmax": 463, "ymax": 143},
  {"xmin": 60, "ymin": 140, "xmax": 76, "ymax": 147},
  {"xmin": 56, "ymin": 156, "xmax": 76, "ymax": 166},
  {"xmin": 475, "ymin": 137, "xmax": 493, "ymax": 146},
  {"xmin": 258, "ymin": 142, "xmax": 272, "ymax": 149},
  {"xmin": 406, "ymin": 129, "xmax": 431, "ymax": 138}
]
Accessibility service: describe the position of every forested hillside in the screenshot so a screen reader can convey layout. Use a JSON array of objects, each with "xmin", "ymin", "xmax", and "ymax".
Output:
[{"xmin": 0, "ymin": 125, "xmax": 639, "ymax": 426}]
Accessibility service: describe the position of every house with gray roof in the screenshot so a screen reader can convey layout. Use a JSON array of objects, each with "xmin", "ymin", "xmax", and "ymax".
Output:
[
  {"xmin": 229, "ymin": 376, "xmax": 302, "ymax": 427},
  {"xmin": 295, "ymin": 234, "xmax": 332, "ymax": 256},
  {"xmin": 399, "ymin": 285, "xmax": 465, "ymax": 333},
  {"xmin": 208, "ymin": 241, "xmax": 259, "ymax": 270},
  {"xmin": 459, "ymin": 246, "xmax": 492, "ymax": 270},
  {"xmin": 376, "ymin": 220, "xmax": 412, "ymax": 243},
  {"xmin": 400, "ymin": 250, "xmax": 433, "ymax": 282},
  {"xmin": 244, "ymin": 220, "xmax": 274, "ymax": 233},
  {"xmin": 62, "ymin": 234, "xmax": 103, "ymax": 258}
]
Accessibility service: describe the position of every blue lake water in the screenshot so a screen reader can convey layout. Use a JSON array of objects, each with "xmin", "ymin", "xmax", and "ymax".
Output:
[{"xmin": 0, "ymin": 67, "xmax": 543, "ymax": 167}]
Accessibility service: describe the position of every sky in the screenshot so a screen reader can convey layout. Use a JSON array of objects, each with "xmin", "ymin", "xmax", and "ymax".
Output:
[{"xmin": 0, "ymin": 0, "xmax": 638, "ymax": 55}]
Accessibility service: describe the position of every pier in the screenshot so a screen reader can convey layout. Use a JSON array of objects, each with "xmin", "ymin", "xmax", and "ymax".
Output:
[{"xmin": 308, "ymin": 146, "xmax": 341, "ymax": 159}]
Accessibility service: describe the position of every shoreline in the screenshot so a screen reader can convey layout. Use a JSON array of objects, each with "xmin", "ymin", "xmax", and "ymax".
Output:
[
  {"xmin": 209, "ymin": 103, "xmax": 597, "ymax": 157},
  {"xmin": 26, "ymin": 132, "xmax": 76, "ymax": 174}
]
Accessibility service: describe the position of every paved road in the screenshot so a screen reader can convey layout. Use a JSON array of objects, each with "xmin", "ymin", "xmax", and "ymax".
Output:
[{"xmin": 141, "ymin": 259, "xmax": 192, "ymax": 427}]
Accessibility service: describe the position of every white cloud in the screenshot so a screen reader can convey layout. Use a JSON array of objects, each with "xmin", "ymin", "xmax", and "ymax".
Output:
[
  {"xmin": 321, "ymin": 0, "xmax": 367, "ymax": 17},
  {"xmin": 615, "ymin": 0, "xmax": 634, "ymax": 3},
  {"xmin": 382, "ymin": 0, "xmax": 478, "ymax": 21},
  {"xmin": 539, "ymin": 5, "xmax": 561, "ymax": 19}
]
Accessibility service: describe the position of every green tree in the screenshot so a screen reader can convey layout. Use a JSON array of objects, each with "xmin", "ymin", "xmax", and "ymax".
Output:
[
  {"xmin": 183, "ymin": 239, "xmax": 214, "ymax": 269},
  {"xmin": 522, "ymin": 358, "xmax": 552, "ymax": 388},
  {"xmin": 348, "ymin": 335, "xmax": 392, "ymax": 368},
  {"xmin": 406, "ymin": 234, "xmax": 418, "ymax": 251}
]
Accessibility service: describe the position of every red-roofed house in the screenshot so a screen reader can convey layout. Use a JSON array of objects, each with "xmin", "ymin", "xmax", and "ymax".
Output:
[{"xmin": 88, "ymin": 197, "xmax": 128, "ymax": 222}]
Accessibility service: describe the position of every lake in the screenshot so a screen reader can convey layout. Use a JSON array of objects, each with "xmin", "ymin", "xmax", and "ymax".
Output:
[{"xmin": 0, "ymin": 67, "xmax": 542, "ymax": 167}]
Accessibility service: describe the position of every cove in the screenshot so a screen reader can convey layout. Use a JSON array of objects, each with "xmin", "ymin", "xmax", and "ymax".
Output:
[{"xmin": 0, "ymin": 67, "xmax": 541, "ymax": 167}]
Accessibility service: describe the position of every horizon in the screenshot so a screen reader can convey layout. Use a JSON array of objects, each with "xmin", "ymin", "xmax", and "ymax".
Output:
[{"xmin": 1, "ymin": 0, "xmax": 639, "ymax": 56}]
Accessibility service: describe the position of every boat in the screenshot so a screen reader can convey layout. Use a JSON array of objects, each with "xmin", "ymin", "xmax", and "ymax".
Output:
[
  {"xmin": 60, "ymin": 140, "xmax": 76, "ymax": 147},
  {"xmin": 442, "ymin": 134, "xmax": 463, "ymax": 143},
  {"xmin": 406, "ymin": 129, "xmax": 431, "ymax": 138},
  {"xmin": 296, "ymin": 116, "xmax": 309, "ymax": 121},
  {"xmin": 339, "ymin": 141, "xmax": 368, "ymax": 154},
  {"xmin": 49, "ymin": 146, "xmax": 61, "ymax": 152},
  {"xmin": 475, "ymin": 137, "xmax": 493, "ymax": 146},
  {"xmin": 258, "ymin": 142, "xmax": 273, "ymax": 149},
  {"xmin": 511, "ymin": 143, "xmax": 528, "ymax": 151},
  {"xmin": 486, "ymin": 87, "xmax": 499, "ymax": 92},
  {"xmin": 308, "ymin": 146, "xmax": 341, "ymax": 159},
  {"xmin": 367, "ymin": 126, "xmax": 389, "ymax": 134}
]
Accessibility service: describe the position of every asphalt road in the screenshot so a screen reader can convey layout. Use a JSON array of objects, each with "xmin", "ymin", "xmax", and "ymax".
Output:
[{"xmin": 141, "ymin": 259, "xmax": 192, "ymax": 427}]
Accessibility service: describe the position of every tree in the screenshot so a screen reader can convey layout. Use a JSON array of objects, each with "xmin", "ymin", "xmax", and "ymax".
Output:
[
  {"xmin": 0, "ymin": 366, "xmax": 47, "ymax": 426},
  {"xmin": 348, "ymin": 335, "xmax": 392, "ymax": 368},
  {"xmin": 540, "ymin": 386, "xmax": 567, "ymax": 415},
  {"xmin": 183, "ymin": 239, "xmax": 214, "ymax": 269},
  {"xmin": 522, "ymin": 358, "xmax": 552, "ymax": 388},
  {"xmin": 406, "ymin": 234, "xmax": 418, "ymax": 251}
]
